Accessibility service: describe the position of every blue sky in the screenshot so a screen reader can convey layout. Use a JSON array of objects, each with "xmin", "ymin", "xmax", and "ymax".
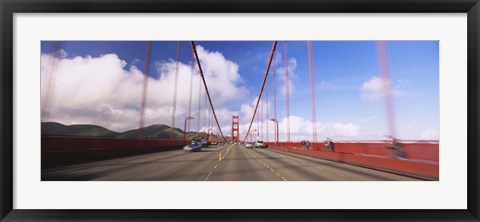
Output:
[{"xmin": 41, "ymin": 41, "xmax": 439, "ymax": 141}]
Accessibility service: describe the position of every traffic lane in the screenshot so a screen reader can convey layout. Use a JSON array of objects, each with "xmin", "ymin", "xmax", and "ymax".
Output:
[
  {"xmin": 207, "ymin": 145, "xmax": 282, "ymax": 181},
  {"xmin": 129, "ymin": 144, "xmax": 233, "ymax": 181},
  {"xmin": 248, "ymin": 147, "xmax": 346, "ymax": 181},
  {"xmin": 42, "ymin": 148, "xmax": 188, "ymax": 180},
  {"xmin": 95, "ymin": 144, "xmax": 229, "ymax": 181},
  {"xmin": 259, "ymin": 148, "xmax": 420, "ymax": 181},
  {"xmin": 42, "ymin": 144, "xmax": 228, "ymax": 181}
]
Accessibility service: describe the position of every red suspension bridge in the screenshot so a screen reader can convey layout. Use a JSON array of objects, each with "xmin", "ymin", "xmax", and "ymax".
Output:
[{"xmin": 41, "ymin": 41, "xmax": 439, "ymax": 181}]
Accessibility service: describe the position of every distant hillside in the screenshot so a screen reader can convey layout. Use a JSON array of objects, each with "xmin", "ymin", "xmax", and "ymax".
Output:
[
  {"xmin": 116, "ymin": 124, "xmax": 185, "ymax": 140},
  {"xmin": 41, "ymin": 122, "xmax": 224, "ymax": 141},
  {"xmin": 42, "ymin": 122, "xmax": 120, "ymax": 138}
]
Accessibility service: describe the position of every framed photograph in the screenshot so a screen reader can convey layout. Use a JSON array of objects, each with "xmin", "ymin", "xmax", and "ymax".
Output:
[{"xmin": 1, "ymin": 0, "xmax": 479, "ymax": 221}]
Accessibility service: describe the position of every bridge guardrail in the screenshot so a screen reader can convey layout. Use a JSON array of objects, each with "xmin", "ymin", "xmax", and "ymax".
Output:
[{"xmin": 266, "ymin": 142, "xmax": 439, "ymax": 180}]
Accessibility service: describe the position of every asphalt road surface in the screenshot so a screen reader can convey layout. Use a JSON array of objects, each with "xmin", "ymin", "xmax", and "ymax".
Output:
[{"xmin": 42, "ymin": 144, "xmax": 420, "ymax": 181}]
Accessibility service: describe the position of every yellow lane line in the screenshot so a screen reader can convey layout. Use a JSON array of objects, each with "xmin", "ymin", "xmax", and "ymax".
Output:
[{"xmin": 205, "ymin": 144, "xmax": 235, "ymax": 180}]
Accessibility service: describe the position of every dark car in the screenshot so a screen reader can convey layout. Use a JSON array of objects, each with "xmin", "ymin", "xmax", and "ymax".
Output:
[{"xmin": 183, "ymin": 141, "xmax": 203, "ymax": 152}]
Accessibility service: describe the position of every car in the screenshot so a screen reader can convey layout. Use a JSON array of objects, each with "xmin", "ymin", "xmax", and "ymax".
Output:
[
  {"xmin": 245, "ymin": 143, "xmax": 253, "ymax": 148},
  {"xmin": 191, "ymin": 139, "xmax": 208, "ymax": 148},
  {"xmin": 183, "ymin": 141, "xmax": 203, "ymax": 152},
  {"xmin": 254, "ymin": 140, "xmax": 266, "ymax": 148}
]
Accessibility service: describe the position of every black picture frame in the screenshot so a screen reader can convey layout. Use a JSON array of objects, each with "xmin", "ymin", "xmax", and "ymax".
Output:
[{"xmin": 1, "ymin": 0, "xmax": 479, "ymax": 221}]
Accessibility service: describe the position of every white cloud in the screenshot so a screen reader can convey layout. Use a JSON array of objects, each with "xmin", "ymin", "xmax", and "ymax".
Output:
[
  {"xmin": 276, "ymin": 58, "xmax": 297, "ymax": 96},
  {"xmin": 360, "ymin": 76, "xmax": 403, "ymax": 101},
  {"xmin": 420, "ymin": 128, "xmax": 439, "ymax": 140},
  {"xmin": 237, "ymin": 113, "xmax": 361, "ymax": 142},
  {"xmin": 41, "ymin": 46, "xmax": 248, "ymax": 132}
]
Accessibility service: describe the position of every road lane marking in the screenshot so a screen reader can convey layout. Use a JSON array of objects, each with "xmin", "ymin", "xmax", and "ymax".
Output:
[
  {"xmin": 265, "ymin": 148, "xmax": 351, "ymax": 179},
  {"xmin": 244, "ymin": 148, "xmax": 288, "ymax": 181},
  {"xmin": 204, "ymin": 172, "xmax": 213, "ymax": 181},
  {"xmin": 218, "ymin": 144, "xmax": 235, "ymax": 161},
  {"xmin": 263, "ymin": 148, "xmax": 334, "ymax": 175},
  {"xmin": 53, "ymin": 149, "xmax": 186, "ymax": 175},
  {"xmin": 206, "ymin": 144, "xmax": 235, "ymax": 180}
]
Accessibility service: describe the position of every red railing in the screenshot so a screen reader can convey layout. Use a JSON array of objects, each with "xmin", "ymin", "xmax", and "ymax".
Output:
[
  {"xmin": 268, "ymin": 141, "xmax": 438, "ymax": 162},
  {"xmin": 42, "ymin": 136, "xmax": 187, "ymax": 152},
  {"xmin": 266, "ymin": 141, "xmax": 439, "ymax": 180}
]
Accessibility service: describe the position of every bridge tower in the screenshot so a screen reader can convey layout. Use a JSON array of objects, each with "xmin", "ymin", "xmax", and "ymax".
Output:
[{"xmin": 232, "ymin": 115, "xmax": 239, "ymax": 143}]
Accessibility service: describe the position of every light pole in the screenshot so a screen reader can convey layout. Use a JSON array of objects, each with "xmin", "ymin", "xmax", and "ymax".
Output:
[
  {"xmin": 207, "ymin": 127, "xmax": 212, "ymax": 143},
  {"xmin": 270, "ymin": 118, "xmax": 279, "ymax": 145},
  {"xmin": 184, "ymin": 116, "xmax": 194, "ymax": 142}
]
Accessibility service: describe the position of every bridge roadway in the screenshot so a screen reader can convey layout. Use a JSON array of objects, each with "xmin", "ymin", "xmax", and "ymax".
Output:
[{"xmin": 42, "ymin": 144, "xmax": 420, "ymax": 181}]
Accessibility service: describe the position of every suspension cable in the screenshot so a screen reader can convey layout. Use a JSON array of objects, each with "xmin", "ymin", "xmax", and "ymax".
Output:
[
  {"xmin": 242, "ymin": 41, "xmax": 278, "ymax": 143},
  {"xmin": 190, "ymin": 41, "xmax": 226, "ymax": 140},
  {"xmin": 308, "ymin": 41, "xmax": 318, "ymax": 142}
]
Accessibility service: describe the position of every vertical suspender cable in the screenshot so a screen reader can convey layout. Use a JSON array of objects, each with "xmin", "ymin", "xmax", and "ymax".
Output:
[
  {"xmin": 266, "ymin": 75, "xmax": 269, "ymax": 142},
  {"xmin": 308, "ymin": 41, "xmax": 318, "ymax": 142},
  {"xmin": 41, "ymin": 41, "xmax": 63, "ymax": 122},
  {"xmin": 284, "ymin": 41, "xmax": 290, "ymax": 142},
  {"xmin": 377, "ymin": 41, "xmax": 397, "ymax": 139},
  {"xmin": 273, "ymin": 53, "xmax": 277, "ymax": 134},
  {"xmin": 187, "ymin": 52, "xmax": 194, "ymax": 132},
  {"xmin": 197, "ymin": 73, "xmax": 202, "ymax": 131},
  {"xmin": 138, "ymin": 41, "xmax": 152, "ymax": 139},
  {"xmin": 170, "ymin": 41, "xmax": 181, "ymax": 140},
  {"xmin": 204, "ymin": 93, "xmax": 207, "ymax": 131}
]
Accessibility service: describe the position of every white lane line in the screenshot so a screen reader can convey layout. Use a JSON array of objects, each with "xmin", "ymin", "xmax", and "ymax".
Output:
[
  {"xmin": 204, "ymin": 171, "xmax": 213, "ymax": 181},
  {"xmin": 245, "ymin": 147, "xmax": 288, "ymax": 181},
  {"xmin": 206, "ymin": 144, "xmax": 235, "ymax": 181},
  {"xmin": 335, "ymin": 172, "xmax": 347, "ymax": 178},
  {"xmin": 222, "ymin": 144, "xmax": 235, "ymax": 158},
  {"xmin": 265, "ymin": 148, "xmax": 332, "ymax": 174},
  {"xmin": 119, "ymin": 175, "xmax": 132, "ymax": 181}
]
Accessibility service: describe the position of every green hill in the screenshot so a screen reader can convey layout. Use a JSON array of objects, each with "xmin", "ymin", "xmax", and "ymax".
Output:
[
  {"xmin": 41, "ymin": 122, "xmax": 120, "ymax": 137},
  {"xmin": 116, "ymin": 124, "xmax": 185, "ymax": 140},
  {"xmin": 42, "ymin": 122, "xmax": 224, "ymax": 141}
]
